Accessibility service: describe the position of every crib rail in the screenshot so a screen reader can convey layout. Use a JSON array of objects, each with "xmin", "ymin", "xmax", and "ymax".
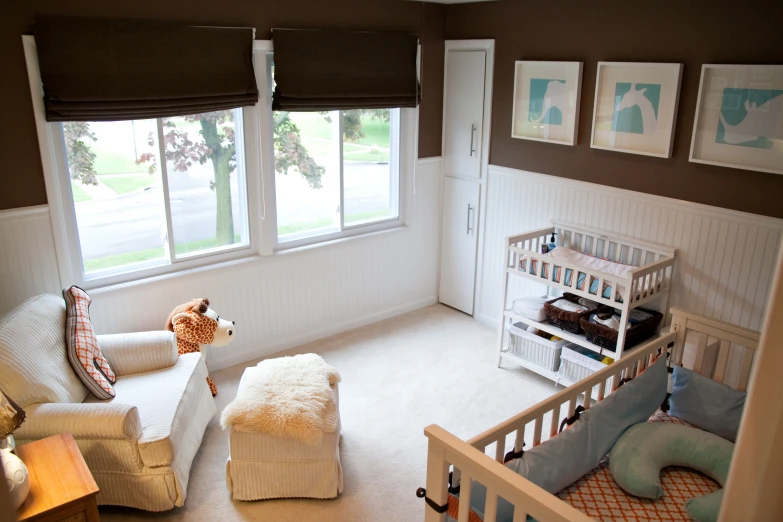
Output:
[
  {"xmin": 424, "ymin": 425, "xmax": 594, "ymax": 522},
  {"xmin": 423, "ymin": 331, "xmax": 674, "ymax": 522},
  {"xmin": 469, "ymin": 331, "xmax": 673, "ymax": 460}
]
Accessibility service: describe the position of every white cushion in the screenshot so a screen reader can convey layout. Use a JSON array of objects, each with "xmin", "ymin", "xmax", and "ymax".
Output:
[
  {"xmin": 0, "ymin": 294, "xmax": 87, "ymax": 407},
  {"xmin": 86, "ymin": 352, "xmax": 210, "ymax": 468}
]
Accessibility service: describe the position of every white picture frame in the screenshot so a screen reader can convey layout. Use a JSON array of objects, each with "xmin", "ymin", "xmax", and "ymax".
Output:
[
  {"xmin": 511, "ymin": 61, "xmax": 582, "ymax": 146},
  {"xmin": 689, "ymin": 64, "xmax": 783, "ymax": 175},
  {"xmin": 590, "ymin": 62, "xmax": 683, "ymax": 158}
]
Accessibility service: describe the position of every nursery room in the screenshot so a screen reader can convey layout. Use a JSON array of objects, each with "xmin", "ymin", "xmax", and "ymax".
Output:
[{"xmin": 1, "ymin": 0, "xmax": 783, "ymax": 521}]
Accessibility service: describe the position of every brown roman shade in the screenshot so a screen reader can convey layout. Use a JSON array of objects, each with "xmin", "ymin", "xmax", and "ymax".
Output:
[
  {"xmin": 271, "ymin": 29, "xmax": 419, "ymax": 111},
  {"xmin": 34, "ymin": 17, "xmax": 259, "ymax": 122}
]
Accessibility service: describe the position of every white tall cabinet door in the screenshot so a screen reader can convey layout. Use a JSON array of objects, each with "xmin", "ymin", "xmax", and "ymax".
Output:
[
  {"xmin": 439, "ymin": 176, "xmax": 481, "ymax": 315},
  {"xmin": 443, "ymin": 50, "xmax": 487, "ymax": 180}
]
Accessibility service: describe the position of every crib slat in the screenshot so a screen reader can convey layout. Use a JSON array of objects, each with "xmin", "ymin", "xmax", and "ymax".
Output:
[
  {"xmin": 737, "ymin": 348, "xmax": 755, "ymax": 391},
  {"xmin": 457, "ymin": 473, "xmax": 473, "ymax": 522},
  {"xmin": 714, "ymin": 340, "xmax": 731, "ymax": 383},
  {"xmin": 567, "ymin": 397, "xmax": 576, "ymax": 419},
  {"xmin": 693, "ymin": 334, "xmax": 708, "ymax": 374},
  {"xmin": 514, "ymin": 428, "xmax": 525, "ymax": 452},
  {"xmin": 513, "ymin": 509, "xmax": 528, "ymax": 522},
  {"xmin": 549, "ymin": 407, "xmax": 559, "ymax": 437},
  {"xmin": 533, "ymin": 415, "xmax": 543, "ymax": 446},
  {"xmin": 582, "ymin": 386, "xmax": 592, "ymax": 409},
  {"xmin": 597, "ymin": 380, "xmax": 606, "ymax": 401},
  {"xmin": 495, "ymin": 438, "xmax": 506, "ymax": 463},
  {"xmin": 484, "ymin": 490, "xmax": 498, "ymax": 522}
]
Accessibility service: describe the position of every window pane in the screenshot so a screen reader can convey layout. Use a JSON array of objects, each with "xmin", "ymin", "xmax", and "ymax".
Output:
[
  {"xmin": 274, "ymin": 111, "xmax": 339, "ymax": 242},
  {"xmin": 162, "ymin": 110, "xmax": 249, "ymax": 257},
  {"xmin": 63, "ymin": 120, "xmax": 167, "ymax": 274},
  {"xmin": 342, "ymin": 109, "xmax": 399, "ymax": 227}
]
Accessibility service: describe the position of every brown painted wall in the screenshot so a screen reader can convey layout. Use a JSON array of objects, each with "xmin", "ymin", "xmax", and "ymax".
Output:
[
  {"xmin": 0, "ymin": 0, "xmax": 446, "ymax": 210},
  {"xmin": 446, "ymin": 0, "xmax": 783, "ymax": 219}
]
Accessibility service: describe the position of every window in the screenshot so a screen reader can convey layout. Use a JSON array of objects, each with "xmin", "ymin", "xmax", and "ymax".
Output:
[
  {"xmin": 26, "ymin": 38, "xmax": 413, "ymax": 287},
  {"xmin": 269, "ymin": 67, "xmax": 404, "ymax": 247},
  {"xmin": 273, "ymin": 109, "xmax": 400, "ymax": 244},
  {"xmin": 61, "ymin": 109, "xmax": 251, "ymax": 281}
]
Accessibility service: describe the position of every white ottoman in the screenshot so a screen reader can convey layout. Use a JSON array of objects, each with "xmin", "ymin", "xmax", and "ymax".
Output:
[{"xmin": 223, "ymin": 356, "xmax": 343, "ymax": 501}]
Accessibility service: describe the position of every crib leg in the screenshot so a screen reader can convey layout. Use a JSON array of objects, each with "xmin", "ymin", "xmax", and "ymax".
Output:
[{"xmin": 424, "ymin": 441, "xmax": 449, "ymax": 522}]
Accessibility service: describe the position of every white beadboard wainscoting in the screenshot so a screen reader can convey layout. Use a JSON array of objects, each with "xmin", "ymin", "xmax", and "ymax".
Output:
[
  {"xmin": 477, "ymin": 166, "xmax": 782, "ymax": 335},
  {"xmin": 0, "ymin": 205, "xmax": 62, "ymax": 312},
  {"xmin": 0, "ymin": 158, "xmax": 442, "ymax": 371}
]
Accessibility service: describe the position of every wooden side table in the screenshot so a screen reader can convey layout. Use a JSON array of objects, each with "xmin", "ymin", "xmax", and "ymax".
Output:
[{"xmin": 15, "ymin": 433, "xmax": 99, "ymax": 522}]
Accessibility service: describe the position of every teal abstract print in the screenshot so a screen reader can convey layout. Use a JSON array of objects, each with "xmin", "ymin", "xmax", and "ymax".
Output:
[
  {"xmin": 528, "ymin": 79, "xmax": 566, "ymax": 125},
  {"xmin": 716, "ymin": 89, "xmax": 783, "ymax": 149},
  {"xmin": 612, "ymin": 83, "xmax": 661, "ymax": 135}
]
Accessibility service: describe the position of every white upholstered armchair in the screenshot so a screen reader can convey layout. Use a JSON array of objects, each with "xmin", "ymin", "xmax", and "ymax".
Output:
[{"xmin": 0, "ymin": 295, "xmax": 216, "ymax": 511}]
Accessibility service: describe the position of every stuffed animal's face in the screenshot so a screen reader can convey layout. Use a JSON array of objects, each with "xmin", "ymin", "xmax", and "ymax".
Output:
[{"xmin": 171, "ymin": 308, "xmax": 236, "ymax": 347}]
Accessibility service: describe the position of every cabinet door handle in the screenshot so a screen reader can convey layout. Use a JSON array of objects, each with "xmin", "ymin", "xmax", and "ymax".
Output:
[
  {"xmin": 466, "ymin": 204, "xmax": 473, "ymax": 234},
  {"xmin": 469, "ymin": 124, "xmax": 477, "ymax": 157}
]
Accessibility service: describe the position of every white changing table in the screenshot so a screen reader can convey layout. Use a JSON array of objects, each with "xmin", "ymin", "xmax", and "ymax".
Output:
[{"xmin": 498, "ymin": 221, "xmax": 677, "ymax": 384}]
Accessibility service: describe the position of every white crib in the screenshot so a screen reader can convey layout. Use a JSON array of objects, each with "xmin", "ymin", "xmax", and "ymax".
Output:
[
  {"xmin": 499, "ymin": 221, "xmax": 677, "ymax": 382},
  {"xmin": 422, "ymin": 307, "xmax": 760, "ymax": 522}
]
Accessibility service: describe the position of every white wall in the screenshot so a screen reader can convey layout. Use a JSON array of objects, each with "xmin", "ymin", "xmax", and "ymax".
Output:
[
  {"xmin": 0, "ymin": 158, "xmax": 442, "ymax": 371},
  {"xmin": 476, "ymin": 165, "xmax": 782, "ymax": 333}
]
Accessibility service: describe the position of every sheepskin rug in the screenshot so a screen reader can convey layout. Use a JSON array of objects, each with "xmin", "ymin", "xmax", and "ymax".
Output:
[{"xmin": 220, "ymin": 353, "xmax": 341, "ymax": 445}]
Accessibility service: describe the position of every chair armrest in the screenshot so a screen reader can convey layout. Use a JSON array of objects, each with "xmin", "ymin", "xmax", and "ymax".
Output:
[
  {"xmin": 97, "ymin": 331, "xmax": 178, "ymax": 376},
  {"xmin": 14, "ymin": 402, "xmax": 142, "ymax": 441}
]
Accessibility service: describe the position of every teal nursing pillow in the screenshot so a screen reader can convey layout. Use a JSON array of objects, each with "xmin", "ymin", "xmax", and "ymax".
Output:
[{"xmin": 609, "ymin": 422, "xmax": 734, "ymax": 522}]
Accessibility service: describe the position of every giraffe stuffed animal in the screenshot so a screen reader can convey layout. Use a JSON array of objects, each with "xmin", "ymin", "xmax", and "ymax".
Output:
[{"xmin": 166, "ymin": 298, "xmax": 235, "ymax": 396}]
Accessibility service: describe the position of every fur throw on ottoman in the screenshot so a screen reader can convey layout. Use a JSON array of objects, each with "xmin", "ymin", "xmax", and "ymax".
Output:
[{"xmin": 220, "ymin": 353, "xmax": 340, "ymax": 445}]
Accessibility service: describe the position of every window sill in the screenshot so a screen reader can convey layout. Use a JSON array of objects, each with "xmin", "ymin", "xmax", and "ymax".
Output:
[
  {"xmin": 88, "ymin": 225, "xmax": 409, "ymax": 295},
  {"xmin": 272, "ymin": 224, "xmax": 409, "ymax": 256}
]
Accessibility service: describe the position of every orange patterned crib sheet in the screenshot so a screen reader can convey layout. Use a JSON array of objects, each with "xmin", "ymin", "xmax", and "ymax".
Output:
[{"xmin": 556, "ymin": 411, "xmax": 720, "ymax": 521}]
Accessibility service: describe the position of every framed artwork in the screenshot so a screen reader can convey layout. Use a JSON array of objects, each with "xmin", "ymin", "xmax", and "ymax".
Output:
[
  {"xmin": 511, "ymin": 61, "xmax": 583, "ymax": 146},
  {"xmin": 690, "ymin": 64, "xmax": 783, "ymax": 175},
  {"xmin": 590, "ymin": 62, "xmax": 683, "ymax": 158}
]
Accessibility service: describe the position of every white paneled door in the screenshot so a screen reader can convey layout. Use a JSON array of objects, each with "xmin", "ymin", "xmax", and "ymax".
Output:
[
  {"xmin": 443, "ymin": 50, "xmax": 486, "ymax": 180},
  {"xmin": 439, "ymin": 176, "xmax": 481, "ymax": 314}
]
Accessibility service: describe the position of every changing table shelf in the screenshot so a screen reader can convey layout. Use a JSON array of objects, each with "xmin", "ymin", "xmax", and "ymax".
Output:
[
  {"xmin": 504, "ymin": 309, "xmax": 615, "ymax": 359},
  {"xmin": 497, "ymin": 221, "xmax": 677, "ymax": 385}
]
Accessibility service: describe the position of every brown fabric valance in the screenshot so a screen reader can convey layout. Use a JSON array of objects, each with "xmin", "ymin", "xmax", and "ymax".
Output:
[
  {"xmin": 34, "ymin": 17, "xmax": 259, "ymax": 122},
  {"xmin": 271, "ymin": 29, "xmax": 419, "ymax": 111}
]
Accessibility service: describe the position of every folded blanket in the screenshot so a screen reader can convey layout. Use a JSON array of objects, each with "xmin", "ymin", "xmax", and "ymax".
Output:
[
  {"xmin": 551, "ymin": 299, "xmax": 588, "ymax": 313},
  {"xmin": 220, "ymin": 353, "xmax": 341, "ymax": 445}
]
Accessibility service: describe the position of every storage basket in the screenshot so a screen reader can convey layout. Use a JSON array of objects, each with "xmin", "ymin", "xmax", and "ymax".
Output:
[
  {"xmin": 580, "ymin": 308, "xmax": 663, "ymax": 351},
  {"xmin": 558, "ymin": 344, "xmax": 607, "ymax": 384},
  {"xmin": 544, "ymin": 293, "xmax": 609, "ymax": 335},
  {"xmin": 506, "ymin": 323, "xmax": 566, "ymax": 371}
]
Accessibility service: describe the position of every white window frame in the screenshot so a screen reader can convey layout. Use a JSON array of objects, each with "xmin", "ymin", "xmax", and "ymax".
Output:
[
  {"xmin": 254, "ymin": 41, "xmax": 416, "ymax": 252},
  {"xmin": 23, "ymin": 35, "xmax": 264, "ymax": 289}
]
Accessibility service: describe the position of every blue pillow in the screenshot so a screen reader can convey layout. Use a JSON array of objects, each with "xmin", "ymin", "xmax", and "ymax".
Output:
[
  {"xmin": 669, "ymin": 366, "xmax": 745, "ymax": 442},
  {"xmin": 468, "ymin": 354, "xmax": 668, "ymax": 520}
]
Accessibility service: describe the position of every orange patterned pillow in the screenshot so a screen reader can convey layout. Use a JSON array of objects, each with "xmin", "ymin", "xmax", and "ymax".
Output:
[{"xmin": 63, "ymin": 286, "xmax": 116, "ymax": 399}]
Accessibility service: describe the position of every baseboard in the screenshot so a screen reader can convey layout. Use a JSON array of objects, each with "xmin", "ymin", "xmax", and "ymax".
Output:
[
  {"xmin": 474, "ymin": 312, "xmax": 499, "ymax": 330},
  {"xmin": 208, "ymin": 295, "xmax": 439, "ymax": 371}
]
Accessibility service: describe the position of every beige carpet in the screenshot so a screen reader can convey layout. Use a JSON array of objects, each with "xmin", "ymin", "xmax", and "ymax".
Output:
[{"xmin": 100, "ymin": 304, "xmax": 561, "ymax": 522}]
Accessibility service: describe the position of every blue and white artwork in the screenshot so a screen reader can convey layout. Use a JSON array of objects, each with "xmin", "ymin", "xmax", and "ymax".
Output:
[
  {"xmin": 612, "ymin": 82, "xmax": 661, "ymax": 135},
  {"xmin": 716, "ymin": 88, "xmax": 783, "ymax": 148},
  {"xmin": 528, "ymin": 79, "xmax": 566, "ymax": 125}
]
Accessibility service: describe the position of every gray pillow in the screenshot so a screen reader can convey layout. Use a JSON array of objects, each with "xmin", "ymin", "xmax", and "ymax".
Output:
[{"xmin": 669, "ymin": 366, "xmax": 745, "ymax": 442}]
